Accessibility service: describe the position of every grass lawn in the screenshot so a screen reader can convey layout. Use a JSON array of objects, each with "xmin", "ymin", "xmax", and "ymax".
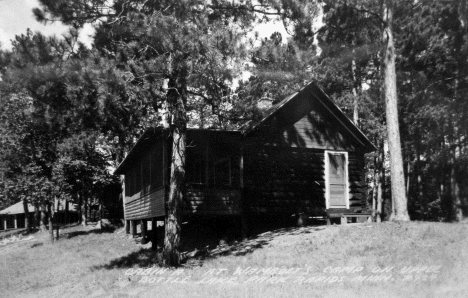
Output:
[{"xmin": 0, "ymin": 221, "xmax": 467, "ymax": 298}]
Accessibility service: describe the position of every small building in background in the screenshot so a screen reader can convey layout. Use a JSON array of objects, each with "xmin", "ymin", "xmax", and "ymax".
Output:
[
  {"xmin": 0, "ymin": 201, "xmax": 34, "ymax": 230},
  {"xmin": 0, "ymin": 201, "xmax": 79, "ymax": 231}
]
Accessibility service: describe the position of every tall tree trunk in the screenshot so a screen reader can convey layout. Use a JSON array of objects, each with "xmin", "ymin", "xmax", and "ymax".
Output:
[
  {"xmin": 33, "ymin": 203, "xmax": 39, "ymax": 230},
  {"xmin": 162, "ymin": 60, "xmax": 188, "ymax": 267},
  {"xmin": 118, "ymin": 135, "xmax": 127, "ymax": 230},
  {"xmin": 121, "ymin": 175, "xmax": 126, "ymax": 230},
  {"xmin": 64, "ymin": 200, "xmax": 69, "ymax": 225},
  {"xmin": 81, "ymin": 194, "xmax": 88, "ymax": 226},
  {"xmin": 22, "ymin": 198, "xmax": 30, "ymax": 233},
  {"xmin": 47, "ymin": 200, "xmax": 54, "ymax": 243},
  {"xmin": 351, "ymin": 48, "xmax": 360, "ymax": 126},
  {"xmin": 372, "ymin": 151, "xmax": 378, "ymax": 221},
  {"xmin": 415, "ymin": 128, "xmax": 424, "ymax": 218},
  {"xmin": 452, "ymin": 0, "xmax": 467, "ymax": 221},
  {"xmin": 99, "ymin": 198, "xmax": 103, "ymax": 229},
  {"xmin": 376, "ymin": 140, "xmax": 385, "ymax": 223},
  {"xmin": 406, "ymin": 159, "xmax": 411, "ymax": 198},
  {"xmin": 382, "ymin": 0, "xmax": 410, "ymax": 221},
  {"xmin": 163, "ymin": 120, "xmax": 186, "ymax": 267},
  {"xmin": 40, "ymin": 204, "xmax": 47, "ymax": 232},
  {"xmin": 55, "ymin": 197, "xmax": 60, "ymax": 240},
  {"xmin": 451, "ymin": 149, "xmax": 462, "ymax": 221},
  {"xmin": 77, "ymin": 192, "xmax": 82, "ymax": 225}
]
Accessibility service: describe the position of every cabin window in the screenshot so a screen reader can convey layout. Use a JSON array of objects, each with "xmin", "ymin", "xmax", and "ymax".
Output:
[
  {"xmin": 325, "ymin": 151, "xmax": 349, "ymax": 208},
  {"xmin": 125, "ymin": 141, "xmax": 164, "ymax": 198},
  {"xmin": 186, "ymin": 146, "xmax": 206, "ymax": 184},
  {"xmin": 125, "ymin": 165, "xmax": 140, "ymax": 197},
  {"xmin": 213, "ymin": 157, "xmax": 231, "ymax": 186}
]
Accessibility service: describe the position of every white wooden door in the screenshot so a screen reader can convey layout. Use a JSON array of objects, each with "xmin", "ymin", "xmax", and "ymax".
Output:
[{"xmin": 326, "ymin": 151, "xmax": 348, "ymax": 208}]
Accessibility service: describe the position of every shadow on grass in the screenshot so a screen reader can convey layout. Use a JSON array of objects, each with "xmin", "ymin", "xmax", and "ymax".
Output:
[
  {"xmin": 93, "ymin": 224, "xmax": 327, "ymax": 270},
  {"xmin": 92, "ymin": 248, "xmax": 160, "ymax": 270},
  {"xmin": 65, "ymin": 226, "xmax": 117, "ymax": 239},
  {"xmin": 204, "ymin": 224, "xmax": 328, "ymax": 259}
]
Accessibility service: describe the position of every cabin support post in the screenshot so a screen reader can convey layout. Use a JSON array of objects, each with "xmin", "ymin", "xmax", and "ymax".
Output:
[
  {"xmin": 151, "ymin": 217, "xmax": 157, "ymax": 250},
  {"xmin": 3, "ymin": 217, "xmax": 7, "ymax": 230},
  {"xmin": 131, "ymin": 220, "xmax": 137, "ymax": 236},
  {"xmin": 14, "ymin": 215, "xmax": 17, "ymax": 229},
  {"xmin": 296, "ymin": 213, "xmax": 304, "ymax": 227},
  {"xmin": 141, "ymin": 219, "xmax": 148, "ymax": 244},
  {"xmin": 340, "ymin": 215, "xmax": 347, "ymax": 225},
  {"xmin": 125, "ymin": 220, "xmax": 130, "ymax": 234}
]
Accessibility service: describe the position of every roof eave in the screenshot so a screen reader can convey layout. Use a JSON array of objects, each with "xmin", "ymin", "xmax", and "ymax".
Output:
[{"xmin": 242, "ymin": 81, "xmax": 377, "ymax": 152}]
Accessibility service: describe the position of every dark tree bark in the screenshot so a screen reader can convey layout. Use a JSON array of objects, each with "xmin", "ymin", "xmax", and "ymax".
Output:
[
  {"xmin": 382, "ymin": 0, "xmax": 410, "ymax": 221},
  {"xmin": 64, "ymin": 200, "xmax": 69, "ymax": 225},
  {"xmin": 47, "ymin": 200, "xmax": 54, "ymax": 243},
  {"xmin": 162, "ymin": 61, "xmax": 188, "ymax": 266},
  {"xmin": 376, "ymin": 140, "xmax": 385, "ymax": 223},
  {"xmin": 77, "ymin": 192, "xmax": 82, "ymax": 225},
  {"xmin": 162, "ymin": 126, "xmax": 186, "ymax": 266},
  {"xmin": 80, "ymin": 192, "xmax": 88, "ymax": 226},
  {"xmin": 22, "ymin": 198, "xmax": 31, "ymax": 233},
  {"xmin": 40, "ymin": 204, "xmax": 47, "ymax": 232},
  {"xmin": 33, "ymin": 203, "xmax": 39, "ymax": 230},
  {"xmin": 55, "ymin": 198, "xmax": 60, "ymax": 240},
  {"xmin": 451, "ymin": 148, "xmax": 462, "ymax": 221},
  {"xmin": 120, "ymin": 175, "xmax": 126, "ymax": 231},
  {"xmin": 451, "ymin": 0, "xmax": 467, "ymax": 221},
  {"xmin": 118, "ymin": 135, "xmax": 127, "ymax": 231}
]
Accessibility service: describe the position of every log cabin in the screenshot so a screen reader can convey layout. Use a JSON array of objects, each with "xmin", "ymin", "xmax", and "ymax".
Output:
[{"xmin": 114, "ymin": 82, "xmax": 376, "ymax": 241}]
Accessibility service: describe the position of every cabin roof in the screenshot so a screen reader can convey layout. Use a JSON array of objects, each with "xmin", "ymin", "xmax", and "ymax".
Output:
[
  {"xmin": 0, "ymin": 202, "xmax": 36, "ymax": 215},
  {"xmin": 242, "ymin": 81, "xmax": 377, "ymax": 152},
  {"xmin": 0, "ymin": 201, "xmax": 77, "ymax": 215},
  {"xmin": 113, "ymin": 128, "xmax": 241, "ymax": 175},
  {"xmin": 114, "ymin": 82, "xmax": 376, "ymax": 176}
]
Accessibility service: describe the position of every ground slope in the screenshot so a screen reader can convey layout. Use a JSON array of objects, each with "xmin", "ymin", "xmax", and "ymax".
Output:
[{"xmin": 0, "ymin": 221, "xmax": 467, "ymax": 298}]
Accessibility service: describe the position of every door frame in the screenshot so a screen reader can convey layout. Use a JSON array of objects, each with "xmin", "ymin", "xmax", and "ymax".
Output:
[{"xmin": 324, "ymin": 150, "xmax": 349, "ymax": 209}]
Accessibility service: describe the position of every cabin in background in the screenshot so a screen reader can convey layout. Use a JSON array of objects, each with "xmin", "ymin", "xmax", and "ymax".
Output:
[
  {"xmin": 114, "ymin": 82, "xmax": 376, "ymax": 243},
  {"xmin": 0, "ymin": 201, "xmax": 78, "ymax": 231}
]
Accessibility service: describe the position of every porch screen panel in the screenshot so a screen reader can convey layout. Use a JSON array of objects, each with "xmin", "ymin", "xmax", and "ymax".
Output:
[
  {"xmin": 142, "ymin": 154, "xmax": 151, "ymax": 195},
  {"xmin": 125, "ymin": 167, "xmax": 136, "ymax": 197},
  {"xmin": 125, "ymin": 174, "xmax": 130, "ymax": 196},
  {"xmin": 186, "ymin": 145, "xmax": 206, "ymax": 184},
  {"xmin": 150, "ymin": 144, "xmax": 163, "ymax": 190},
  {"xmin": 135, "ymin": 161, "xmax": 142, "ymax": 194},
  {"xmin": 328, "ymin": 153, "xmax": 347, "ymax": 207}
]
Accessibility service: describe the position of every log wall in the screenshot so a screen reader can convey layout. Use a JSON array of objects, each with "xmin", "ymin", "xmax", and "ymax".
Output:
[
  {"xmin": 183, "ymin": 187, "xmax": 241, "ymax": 215},
  {"xmin": 125, "ymin": 187, "xmax": 165, "ymax": 220},
  {"xmin": 243, "ymin": 146, "xmax": 366, "ymax": 215},
  {"xmin": 243, "ymin": 93, "xmax": 368, "ymax": 215}
]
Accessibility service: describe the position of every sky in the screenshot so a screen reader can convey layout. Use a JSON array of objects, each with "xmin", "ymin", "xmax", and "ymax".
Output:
[
  {"xmin": 0, "ymin": 0, "xmax": 296, "ymax": 52},
  {"xmin": 0, "ymin": 0, "xmax": 94, "ymax": 50}
]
